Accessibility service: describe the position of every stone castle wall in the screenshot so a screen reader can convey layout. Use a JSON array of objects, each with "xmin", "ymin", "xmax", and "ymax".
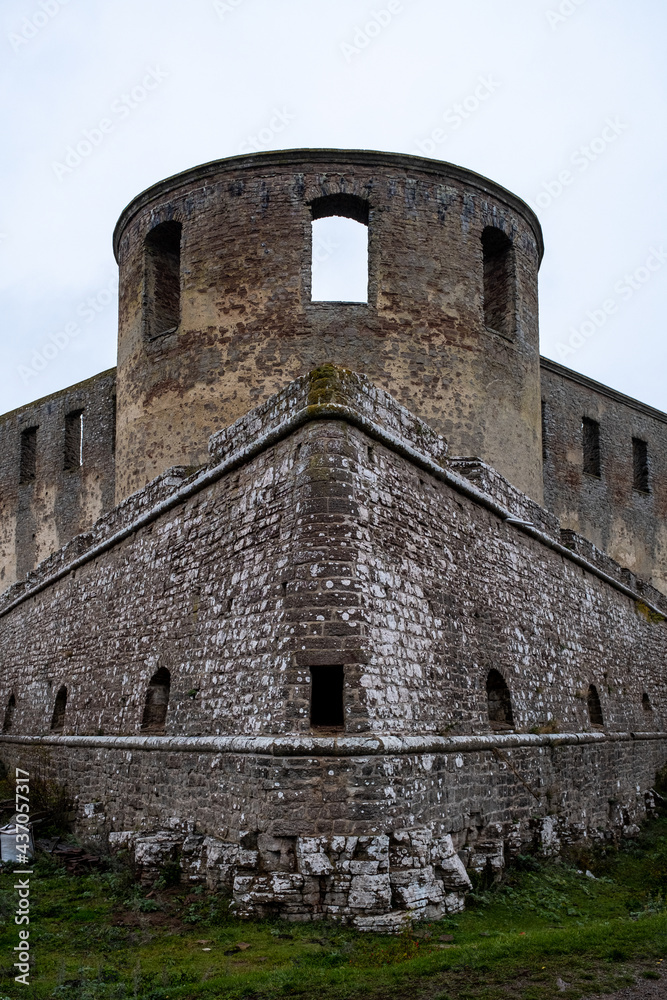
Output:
[
  {"xmin": 0, "ymin": 370, "xmax": 116, "ymax": 594},
  {"xmin": 541, "ymin": 359, "xmax": 667, "ymax": 594},
  {"xmin": 0, "ymin": 367, "xmax": 665, "ymax": 924}
]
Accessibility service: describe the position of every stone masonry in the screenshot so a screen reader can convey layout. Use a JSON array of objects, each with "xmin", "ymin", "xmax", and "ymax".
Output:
[{"xmin": 0, "ymin": 151, "xmax": 666, "ymax": 927}]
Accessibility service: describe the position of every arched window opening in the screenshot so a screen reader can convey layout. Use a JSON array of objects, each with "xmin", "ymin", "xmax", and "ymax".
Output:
[
  {"xmin": 587, "ymin": 684, "xmax": 603, "ymax": 727},
  {"xmin": 486, "ymin": 669, "xmax": 514, "ymax": 729},
  {"xmin": 481, "ymin": 226, "xmax": 515, "ymax": 337},
  {"xmin": 50, "ymin": 686, "xmax": 67, "ymax": 733},
  {"xmin": 141, "ymin": 667, "xmax": 171, "ymax": 734},
  {"xmin": 642, "ymin": 692, "xmax": 653, "ymax": 712},
  {"xmin": 2, "ymin": 694, "xmax": 16, "ymax": 734},
  {"xmin": 310, "ymin": 194, "xmax": 369, "ymax": 303},
  {"xmin": 144, "ymin": 221, "xmax": 182, "ymax": 340}
]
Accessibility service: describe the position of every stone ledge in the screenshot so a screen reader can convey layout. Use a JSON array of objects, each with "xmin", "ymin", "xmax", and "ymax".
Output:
[{"xmin": 0, "ymin": 731, "xmax": 664, "ymax": 756}]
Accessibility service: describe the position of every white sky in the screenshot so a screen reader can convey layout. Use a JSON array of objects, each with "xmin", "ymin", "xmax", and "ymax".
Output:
[{"xmin": 1, "ymin": 0, "xmax": 665, "ymax": 415}]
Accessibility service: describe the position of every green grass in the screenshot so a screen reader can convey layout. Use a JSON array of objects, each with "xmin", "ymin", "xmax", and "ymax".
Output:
[{"xmin": 0, "ymin": 818, "xmax": 666, "ymax": 1000}]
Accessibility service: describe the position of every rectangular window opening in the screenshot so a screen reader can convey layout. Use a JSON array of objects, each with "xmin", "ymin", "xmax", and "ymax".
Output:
[
  {"xmin": 582, "ymin": 417, "xmax": 601, "ymax": 477},
  {"xmin": 311, "ymin": 216, "xmax": 368, "ymax": 303},
  {"xmin": 310, "ymin": 665, "xmax": 344, "ymax": 731},
  {"xmin": 144, "ymin": 221, "xmax": 182, "ymax": 339},
  {"xmin": 541, "ymin": 400, "xmax": 547, "ymax": 462},
  {"xmin": 632, "ymin": 437, "xmax": 650, "ymax": 493},
  {"xmin": 481, "ymin": 227, "xmax": 515, "ymax": 337},
  {"xmin": 19, "ymin": 427, "xmax": 37, "ymax": 484},
  {"xmin": 64, "ymin": 410, "xmax": 83, "ymax": 470}
]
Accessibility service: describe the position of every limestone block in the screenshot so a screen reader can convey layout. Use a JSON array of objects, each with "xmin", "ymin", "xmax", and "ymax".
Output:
[
  {"xmin": 296, "ymin": 837, "xmax": 333, "ymax": 876},
  {"xmin": 353, "ymin": 910, "xmax": 414, "ymax": 933},
  {"xmin": 134, "ymin": 832, "xmax": 182, "ymax": 883},
  {"xmin": 203, "ymin": 837, "xmax": 239, "ymax": 889},
  {"xmin": 257, "ymin": 833, "xmax": 296, "ymax": 873},
  {"xmin": 390, "ymin": 867, "xmax": 445, "ymax": 911},
  {"xmin": 435, "ymin": 853, "xmax": 472, "ymax": 892},
  {"xmin": 430, "ymin": 834, "xmax": 456, "ymax": 866},
  {"xmin": 108, "ymin": 831, "xmax": 136, "ymax": 851},
  {"xmin": 348, "ymin": 874, "xmax": 392, "ymax": 912},
  {"xmin": 444, "ymin": 892, "xmax": 466, "ymax": 913}
]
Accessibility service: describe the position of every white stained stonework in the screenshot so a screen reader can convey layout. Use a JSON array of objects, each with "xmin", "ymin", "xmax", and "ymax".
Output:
[{"xmin": 115, "ymin": 825, "xmax": 472, "ymax": 928}]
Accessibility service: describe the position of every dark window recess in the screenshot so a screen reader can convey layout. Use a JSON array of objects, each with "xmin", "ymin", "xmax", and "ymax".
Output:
[
  {"xmin": 486, "ymin": 669, "xmax": 514, "ymax": 729},
  {"xmin": 587, "ymin": 684, "xmax": 603, "ymax": 727},
  {"xmin": 2, "ymin": 694, "xmax": 15, "ymax": 734},
  {"xmin": 141, "ymin": 667, "xmax": 171, "ymax": 734},
  {"xmin": 582, "ymin": 417, "xmax": 601, "ymax": 477},
  {"xmin": 19, "ymin": 427, "xmax": 37, "ymax": 484},
  {"xmin": 632, "ymin": 438, "xmax": 650, "ymax": 493},
  {"xmin": 144, "ymin": 221, "xmax": 182, "ymax": 339},
  {"xmin": 64, "ymin": 410, "xmax": 83, "ymax": 470},
  {"xmin": 310, "ymin": 665, "xmax": 344, "ymax": 730},
  {"xmin": 541, "ymin": 401, "xmax": 547, "ymax": 462},
  {"xmin": 642, "ymin": 692, "xmax": 653, "ymax": 712},
  {"xmin": 481, "ymin": 226, "xmax": 515, "ymax": 337},
  {"xmin": 50, "ymin": 686, "xmax": 67, "ymax": 733},
  {"xmin": 111, "ymin": 394, "xmax": 117, "ymax": 455}
]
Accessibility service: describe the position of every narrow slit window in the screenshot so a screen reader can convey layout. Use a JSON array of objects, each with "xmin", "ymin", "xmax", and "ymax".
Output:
[
  {"xmin": 481, "ymin": 227, "xmax": 515, "ymax": 337},
  {"xmin": 141, "ymin": 667, "xmax": 170, "ymax": 734},
  {"xmin": 541, "ymin": 400, "xmax": 547, "ymax": 462},
  {"xmin": 486, "ymin": 669, "xmax": 514, "ymax": 729},
  {"xmin": 587, "ymin": 684, "xmax": 603, "ymax": 727},
  {"xmin": 582, "ymin": 417, "xmax": 601, "ymax": 477},
  {"xmin": 310, "ymin": 665, "xmax": 344, "ymax": 730},
  {"xmin": 64, "ymin": 410, "xmax": 83, "ymax": 470},
  {"xmin": 144, "ymin": 221, "xmax": 182, "ymax": 339},
  {"xmin": 50, "ymin": 685, "xmax": 67, "ymax": 733},
  {"xmin": 310, "ymin": 194, "xmax": 369, "ymax": 303},
  {"xmin": 632, "ymin": 437, "xmax": 650, "ymax": 493},
  {"xmin": 642, "ymin": 692, "xmax": 653, "ymax": 712},
  {"xmin": 19, "ymin": 427, "xmax": 37, "ymax": 484},
  {"xmin": 2, "ymin": 694, "xmax": 15, "ymax": 734}
]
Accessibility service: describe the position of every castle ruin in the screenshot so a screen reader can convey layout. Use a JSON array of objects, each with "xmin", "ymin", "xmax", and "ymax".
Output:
[{"xmin": 0, "ymin": 150, "xmax": 665, "ymax": 929}]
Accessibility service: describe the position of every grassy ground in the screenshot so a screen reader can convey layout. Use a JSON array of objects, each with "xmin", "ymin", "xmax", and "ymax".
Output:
[{"xmin": 0, "ymin": 817, "xmax": 666, "ymax": 1000}]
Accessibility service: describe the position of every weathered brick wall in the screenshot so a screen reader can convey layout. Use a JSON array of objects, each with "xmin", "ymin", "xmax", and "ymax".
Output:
[
  {"xmin": 1, "ymin": 732, "xmax": 663, "ymax": 928},
  {"xmin": 113, "ymin": 149, "xmax": 544, "ymax": 502},
  {"xmin": 0, "ymin": 368, "xmax": 665, "ymax": 740},
  {"xmin": 0, "ymin": 368, "xmax": 665, "ymax": 924},
  {"xmin": 541, "ymin": 359, "xmax": 667, "ymax": 595},
  {"xmin": 0, "ymin": 370, "xmax": 116, "ymax": 596}
]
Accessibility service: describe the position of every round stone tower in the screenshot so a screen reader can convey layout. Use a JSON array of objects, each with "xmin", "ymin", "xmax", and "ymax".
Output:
[{"xmin": 113, "ymin": 149, "xmax": 544, "ymax": 502}]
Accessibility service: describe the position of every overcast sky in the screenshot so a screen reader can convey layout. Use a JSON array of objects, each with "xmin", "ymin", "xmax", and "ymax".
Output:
[{"xmin": 1, "ymin": 0, "xmax": 665, "ymax": 416}]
